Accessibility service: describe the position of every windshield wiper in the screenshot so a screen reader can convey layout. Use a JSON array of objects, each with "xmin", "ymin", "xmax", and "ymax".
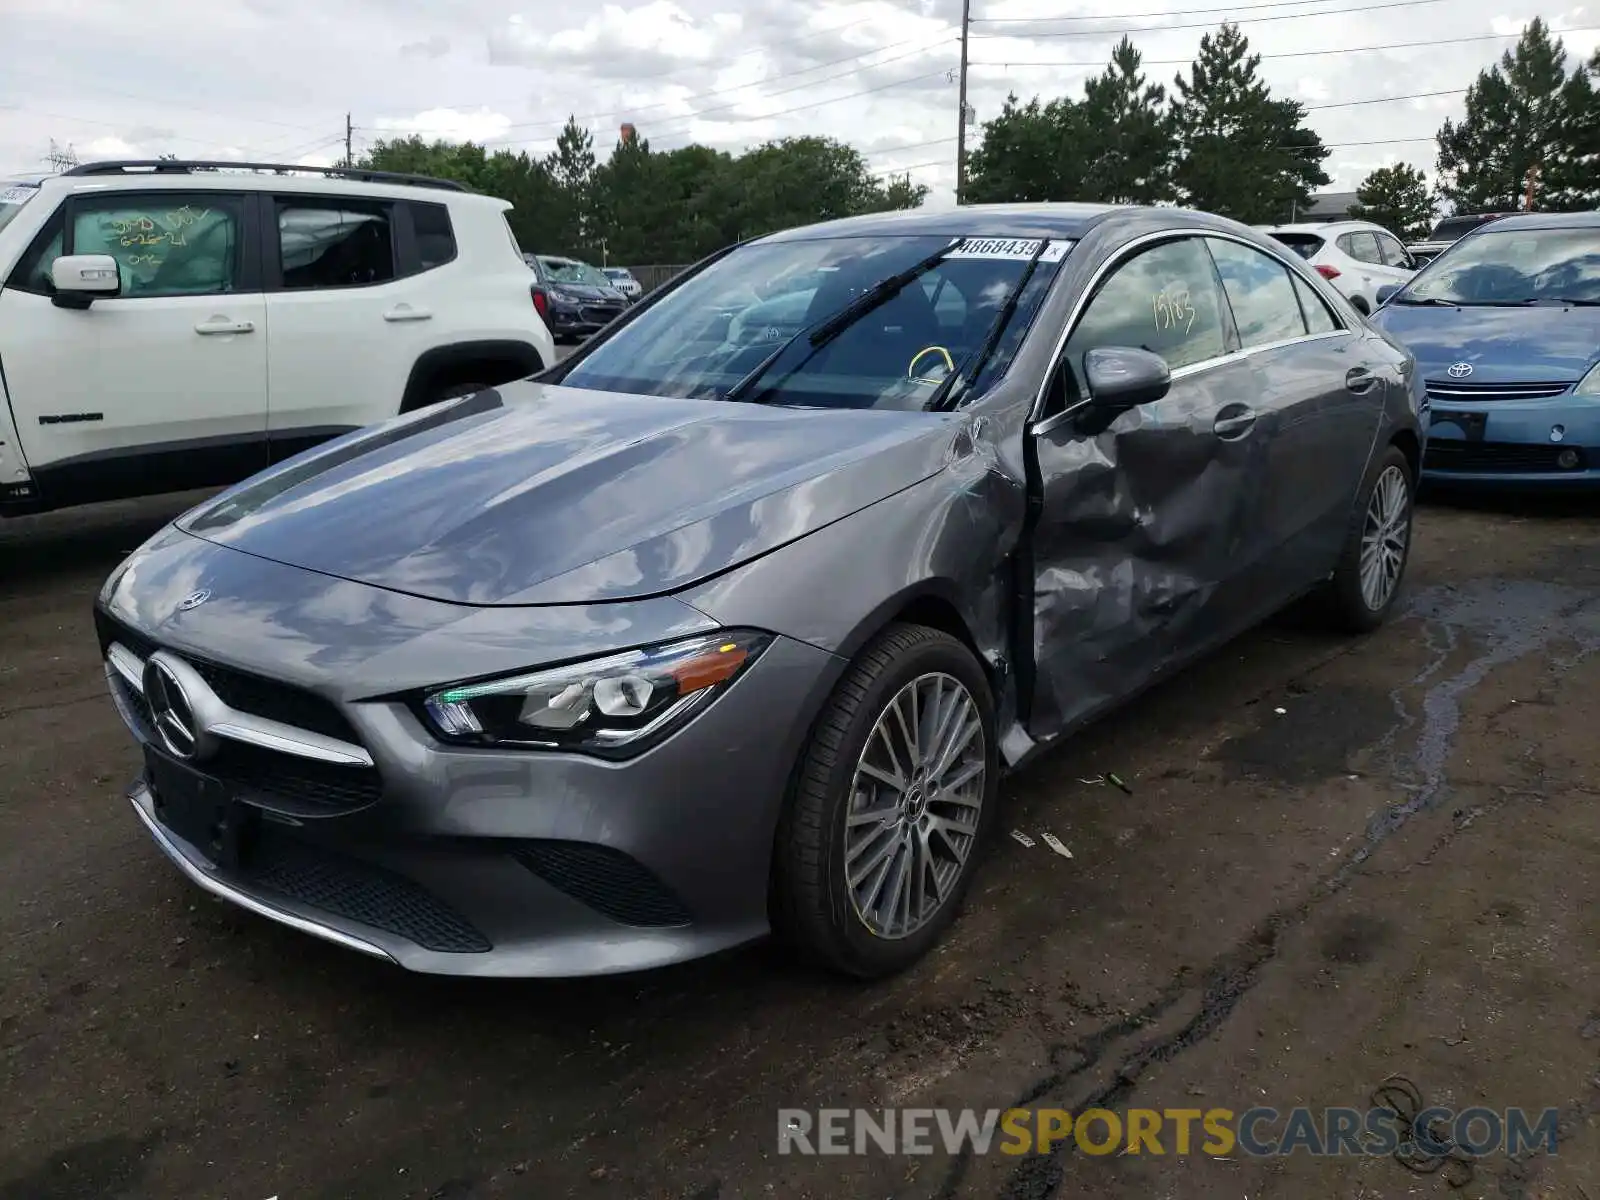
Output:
[
  {"xmin": 928, "ymin": 239, "xmax": 1055, "ymax": 411},
  {"xmin": 723, "ymin": 237, "xmax": 963, "ymax": 403},
  {"xmin": 1515, "ymin": 296, "xmax": 1600, "ymax": 307},
  {"xmin": 1390, "ymin": 295, "xmax": 1458, "ymax": 306}
]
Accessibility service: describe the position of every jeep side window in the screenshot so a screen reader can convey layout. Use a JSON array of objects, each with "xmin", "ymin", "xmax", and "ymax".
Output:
[
  {"xmin": 4, "ymin": 210, "xmax": 65, "ymax": 295},
  {"xmin": 277, "ymin": 200, "xmax": 396, "ymax": 289},
  {"xmin": 71, "ymin": 196, "xmax": 244, "ymax": 297}
]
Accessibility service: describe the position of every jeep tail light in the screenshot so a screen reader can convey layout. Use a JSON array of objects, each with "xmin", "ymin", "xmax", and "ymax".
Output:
[
  {"xmin": 531, "ymin": 286, "xmax": 549, "ymax": 320},
  {"xmin": 1315, "ymin": 264, "xmax": 1340, "ymax": 281}
]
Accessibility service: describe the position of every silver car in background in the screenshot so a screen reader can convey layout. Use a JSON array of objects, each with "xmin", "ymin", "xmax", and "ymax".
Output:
[{"xmin": 98, "ymin": 203, "xmax": 1425, "ymax": 980}]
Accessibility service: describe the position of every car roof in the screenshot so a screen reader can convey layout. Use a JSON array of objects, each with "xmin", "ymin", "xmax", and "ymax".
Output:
[
  {"xmin": 1257, "ymin": 220, "xmax": 1381, "ymax": 235},
  {"xmin": 1464, "ymin": 210, "xmax": 1600, "ymax": 232},
  {"xmin": 24, "ymin": 164, "xmax": 510, "ymax": 209},
  {"xmin": 752, "ymin": 202, "xmax": 1137, "ymax": 244}
]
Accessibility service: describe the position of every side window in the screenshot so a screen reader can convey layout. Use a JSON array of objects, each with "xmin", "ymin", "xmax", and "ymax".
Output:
[
  {"xmin": 1205, "ymin": 238, "xmax": 1307, "ymax": 348},
  {"xmin": 1376, "ymin": 233, "xmax": 1412, "ymax": 269},
  {"xmin": 411, "ymin": 201, "xmax": 456, "ymax": 271},
  {"xmin": 71, "ymin": 196, "xmax": 244, "ymax": 297},
  {"xmin": 277, "ymin": 199, "xmax": 395, "ymax": 289},
  {"xmin": 1291, "ymin": 273, "xmax": 1339, "ymax": 334},
  {"xmin": 1063, "ymin": 237, "xmax": 1228, "ymax": 378},
  {"xmin": 1344, "ymin": 232, "xmax": 1382, "ymax": 265}
]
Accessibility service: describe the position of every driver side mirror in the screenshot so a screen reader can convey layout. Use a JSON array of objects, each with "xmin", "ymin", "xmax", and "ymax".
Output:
[
  {"xmin": 1376, "ymin": 283, "xmax": 1402, "ymax": 307},
  {"xmin": 1083, "ymin": 346, "xmax": 1171, "ymax": 409},
  {"xmin": 51, "ymin": 254, "xmax": 121, "ymax": 309}
]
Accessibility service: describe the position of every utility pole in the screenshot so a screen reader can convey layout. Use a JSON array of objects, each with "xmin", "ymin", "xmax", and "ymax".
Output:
[
  {"xmin": 955, "ymin": 0, "xmax": 971, "ymax": 205},
  {"xmin": 1523, "ymin": 161, "xmax": 1540, "ymax": 211},
  {"xmin": 344, "ymin": 113, "xmax": 353, "ymax": 168}
]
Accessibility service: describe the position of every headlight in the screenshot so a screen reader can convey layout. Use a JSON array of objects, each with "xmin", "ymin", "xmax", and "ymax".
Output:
[
  {"xmin": 420, "ymin": 629, "xmax": 772, "ymax": 757},
  {"xmin": 548, "ymin": 287, "xmax": 577, "ymax": 304},
  {"xmin": 1575, "ymin": 361, "xmax": 1600, "ymax": 396}
]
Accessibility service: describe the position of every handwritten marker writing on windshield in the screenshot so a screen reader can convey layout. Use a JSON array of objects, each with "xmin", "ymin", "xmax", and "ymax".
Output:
[{"xmin": 1010, "ymin": 830, "xmax": 1036, "ymax": 848}]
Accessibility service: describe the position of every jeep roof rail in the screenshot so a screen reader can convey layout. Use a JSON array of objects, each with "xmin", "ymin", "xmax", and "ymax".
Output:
[{"xmin": 60, "ymin": 160, "xmax": 469, "ymax": 192}]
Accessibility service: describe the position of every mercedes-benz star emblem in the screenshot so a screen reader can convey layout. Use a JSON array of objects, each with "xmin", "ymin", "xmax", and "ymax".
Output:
[
  {"xmin": 144, "ymin": 659, "xmax": 200, "ymax": 760},
  {"xmin": 1447, "ymin": 362, "xmax": 1474, "ymax": 379},
  {"xmin": 177, "ymin": 589, "xmax": 211, "ymax": 612}
]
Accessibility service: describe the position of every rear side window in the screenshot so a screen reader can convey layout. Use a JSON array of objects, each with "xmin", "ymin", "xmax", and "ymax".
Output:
[
  {"xmin": 1066, "ymin": 236, "xmax": 1229, "ymax": 373},
  {"xmin": 1375, "ymin": 233, "xmax": 1411, "ymax": 268},
  {"xmin": 1291, "ymin": 274, "xmax": 1339, "ymax": 333},
  {"xmin": 277, "ymin": 199, "xmax": 395, "ymax": 289},
  {"xmin": 1206, "ymin": 238, "xmax": 1305, "ymax": 348},
  {"xmin": 1268, "ymin": 232, "xmax": 1324, "ymax": 260},
  {"xmin": 1339, "ymin": 232, "xmax": 1383, "ymax": 265},
  {"xmin": 410, "ymin": 201, "xmax": 456, "ymax": 270}
]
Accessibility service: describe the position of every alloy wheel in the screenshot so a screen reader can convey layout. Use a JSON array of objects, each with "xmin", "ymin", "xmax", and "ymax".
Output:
[
  {"xmin": 843, "ymin": 671, "xmax": 987, "ymax": 940},
  {"xmin": 1359, "ymin": 463, "xmax": 1410, "ymax": 612}
]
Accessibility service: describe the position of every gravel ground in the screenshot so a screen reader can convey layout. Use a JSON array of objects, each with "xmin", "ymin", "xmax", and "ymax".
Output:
[{"xmin": 2, "ymin": 485, "xmax": 1598, "ymax": 1200}]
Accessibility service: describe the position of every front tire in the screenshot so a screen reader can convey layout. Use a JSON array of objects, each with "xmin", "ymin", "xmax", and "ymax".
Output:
[
  {"xmin": 772, "ymin": 623, "xmax": 999, "ymax": 979},
  {"xmin": 1325, "ymin": 443, "xmax": 1415, "ymax": 632}
]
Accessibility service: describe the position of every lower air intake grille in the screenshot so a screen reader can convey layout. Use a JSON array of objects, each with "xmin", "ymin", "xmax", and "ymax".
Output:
[
  {"xmin": 514, "ymin": 841, "xmax": 693, "ymax": 927},
  {"xmin": 244, "ymin": 833, "xmax": 491, "ymax": 953},
  {"xmin": 1425, "ymin": 441, "xmax": 1587, "ymax": 474}
]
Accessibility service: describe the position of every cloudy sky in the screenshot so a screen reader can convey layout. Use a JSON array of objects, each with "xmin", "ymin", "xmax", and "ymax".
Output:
[{"xmin": 2, "ymin": 0, "xmax": 1596, "ymax": 209}]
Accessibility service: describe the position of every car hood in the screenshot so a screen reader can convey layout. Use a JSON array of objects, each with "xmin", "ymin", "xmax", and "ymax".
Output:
[
  {"xmin": 1372, "ymin": 302, "xmax": 1600, "ymax": 382},
  {"xmin": 551, "ymin": 283, "xmax": 624, "ymax": 302},
  {"xmin": 177, "ymin": 382, "xmax": 957, "ymax": 607}
]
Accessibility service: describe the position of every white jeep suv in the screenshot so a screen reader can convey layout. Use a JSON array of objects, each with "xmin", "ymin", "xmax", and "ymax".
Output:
[{"xmin": 0, "ymin": 160, "xmax": 556, "ymax": 518}]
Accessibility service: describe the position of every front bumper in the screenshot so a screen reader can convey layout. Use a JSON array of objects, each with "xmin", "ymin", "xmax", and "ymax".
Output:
[
  {"xmin": 105, "ymin": 620, "xmax": 845, "ymax": 978},
  {"xmin": 1423, "ymin": 397, "xmax": 1600, "ymax": 488},
  {"xmin": 544, "ymin": 302, "xmax": 626, "ymax": 337}
]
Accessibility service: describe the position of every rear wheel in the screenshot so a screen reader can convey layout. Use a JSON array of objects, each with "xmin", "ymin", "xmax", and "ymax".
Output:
[
  {"xmin": 1325, "ymin": 443, "xmax": 1414, "ymax": 632},
  {"xmin": 772, "ymin": 623, "xmax": 999, "ymax": 978}
]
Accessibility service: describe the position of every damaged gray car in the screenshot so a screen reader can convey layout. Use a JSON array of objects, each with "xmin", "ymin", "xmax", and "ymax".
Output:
[{"xmin": 97, "ymin": 203, "xmax": 1426, "ymax": 980}]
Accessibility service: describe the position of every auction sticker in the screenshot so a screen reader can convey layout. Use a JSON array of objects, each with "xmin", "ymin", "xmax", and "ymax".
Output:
[
  {"xmin": 947, "ymin": 238, "xmax": 1069, "ymax": 262},
  {"xmin": 0, "ymin": 185, "xmax": 38, "ymax": 204}
]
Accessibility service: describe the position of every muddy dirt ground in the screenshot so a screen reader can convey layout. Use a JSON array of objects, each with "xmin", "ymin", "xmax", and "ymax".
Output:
[{"xmin": 2, "ymin": 488, "xmax": 1598, "ymax": 1200}]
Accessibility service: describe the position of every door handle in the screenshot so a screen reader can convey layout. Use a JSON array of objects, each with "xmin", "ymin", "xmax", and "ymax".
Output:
[
  {"xmin": 194, "ymin": 318, "xmax": 254, "ymax": 335},
  {"xmin": 383, "ymin": 306, "xmax": 433, "ymax": 322},
  {"xmin": 1346, "ymin": 367, "xmax": 1379, "ymax": 394},
  {"xmin": 1213, "ymin": 407, "xmax": 1257, "ymax": 439}
]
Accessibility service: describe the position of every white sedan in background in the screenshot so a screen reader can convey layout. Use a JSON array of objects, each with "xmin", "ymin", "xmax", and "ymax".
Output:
[{"xmin": 1257, "ymin": 220, "xmax": 1418, "ymax": 315}]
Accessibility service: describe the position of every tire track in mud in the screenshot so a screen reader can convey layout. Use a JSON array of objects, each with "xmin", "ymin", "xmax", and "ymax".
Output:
[{"xmin": 937, "ymin": 579, "xmax": 1600, "ymax": 1200}]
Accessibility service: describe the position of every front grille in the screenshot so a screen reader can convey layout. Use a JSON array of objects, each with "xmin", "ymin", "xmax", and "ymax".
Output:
[
  {"xmin": 102, "ymin": 611, "xmax": 381, "ymax": 815},
  {"xmin": 1424, "ymin": 441, "xmax": 1588, "ymax": 474},
  {"xmin": 243, "ymin": 830, "xmax": 491, "ymax": 953},
  {"xmin": 580, "ymin": 304, "xmax": 623, "ymax": 323},
  {"xmin": 515, "ymin": 841, "xmax": 693, "ymax": 927},
  {"xmin": 96, "ymin": 611, "xmax": 359, "ymax": 744},
  {"xmin": 1426, "ymin": 379, "xmax": 1574, "ymax": 402}
]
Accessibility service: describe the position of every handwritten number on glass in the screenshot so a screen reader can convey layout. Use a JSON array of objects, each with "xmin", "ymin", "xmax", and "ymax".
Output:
[{"xmin": 1151, "ymin": 285, "xmax": 1197, "ymax": 335}]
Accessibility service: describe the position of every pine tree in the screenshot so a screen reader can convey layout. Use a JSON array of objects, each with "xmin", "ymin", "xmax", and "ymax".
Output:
[
  {"xmin": 1169, "ymin": 23, "xmax": 1329, "ymax": 223},
  {"xmin": 1078, "ymin": 38, "xmax": 1174, "ymax": 204},
  {"xmin": 1435, "ymin": 18, "xmax": 1572, "ymax": 213},
  {"xmin": 1543, "ymin": 49, "xmax": 1600, "ymax": 210},
  {"xmin": 1349, "ymin": 164, "xmax": 1436, "ymax": 240},
  {"xmin": 545, "ymin": 117, "xmax": 597, "ymax": 256}
]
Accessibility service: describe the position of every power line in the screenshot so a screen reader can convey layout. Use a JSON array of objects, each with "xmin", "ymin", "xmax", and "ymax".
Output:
[
  {"xmin": 865, "ymin": 136, "xmax": 959, "ymax": 157},
  {"xmin": 872, "ymin": 158, "xmax": 952, "ymax": 176},
  {"xmin": 2, "ymin": 68, "xmax": 331, "ymax": 133},
  {"xmin": 971, "ymin": 0, "xmax": 1446, "ymax": 40},
  {"xmin": 970, "ymin": 25, "xmax": 1600, "ymax": 66},
  {"xmin": 1306, "ymin": 87, "xmax": 1466, "ymax": 111},
  {"xmin": 477, "ymin": 35, "xmax": 957, "ymax": 137},
  {"xmin": 485, "ymin": 64, "xmax": 957, "ymax": 149},
  {"xmin": 972, "ymin": 0, "xmax": 1402, "ymax": 23}
]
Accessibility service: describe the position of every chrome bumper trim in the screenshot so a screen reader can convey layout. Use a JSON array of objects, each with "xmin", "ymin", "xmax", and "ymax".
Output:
[{"xmin": 127, "ymin": 788, "xmax": 396, "ymax": 963}]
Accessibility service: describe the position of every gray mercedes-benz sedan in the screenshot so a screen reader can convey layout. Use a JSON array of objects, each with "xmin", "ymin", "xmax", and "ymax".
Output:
[{"xmin": 96, "ymin": 203, "xmax": 1426, "ymax": 979}]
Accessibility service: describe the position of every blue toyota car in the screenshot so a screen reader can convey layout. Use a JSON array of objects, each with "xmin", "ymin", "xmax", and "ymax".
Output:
[{"xmin": 1370, "ymin": 211, "xmax": 1600, "ymax": 488}]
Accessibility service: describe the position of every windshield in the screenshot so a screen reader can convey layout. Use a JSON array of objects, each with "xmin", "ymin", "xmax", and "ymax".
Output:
[
  {"xmin": 557, "ymin": 234, "xmax": 1071, "ymax": 410},
  {"xmin": 1403, "ymin": 227, "xmax": 1600, "ymax": 305},
  {"xmin": 540, "ymin": 257, "xmax": 610, "ymax": 286},
  {"xmin": 0, "ymin": 183, "xmax": 39, "ymax": 236}
]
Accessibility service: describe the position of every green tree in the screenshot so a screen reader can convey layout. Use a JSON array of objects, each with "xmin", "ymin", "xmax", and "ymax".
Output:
[
  {"xmin": 965, "ymin": 93, "xmax": 1088, "ymax": 203},
  {"xmin": 1543, "ymin": 48, "xmax": 1600, "ymax": 210},
  {"xmin": 1349, "ymin": 164, "xmax": 1436, "ymax": 240},
  {"xmin": 1078, "ymin": 37, "xmax": 1174, "ymax": 204},
  {"xmin": 1169, "ymin": 23, "xmax": 1329, "ymax": 222},
  {"xmin": 1435, "ymin": 18, "xmax": 1572, "ymax": 213},
  {"xmin": 545, "ymin": 117, "xmax": 598, "ymax": 256}
]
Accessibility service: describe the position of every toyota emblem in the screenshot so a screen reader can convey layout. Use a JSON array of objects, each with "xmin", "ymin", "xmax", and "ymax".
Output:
[
  {"xmin": 1447, "ymin": 362, "xmax": 1474, "ymax": 379},
  {"xmin": 177, "ymin": 589, "xmax": 211, "ymax": 612},
  {"xmin": 144, "ymin": 658, "xmax": 200, "ymax": 760}
]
